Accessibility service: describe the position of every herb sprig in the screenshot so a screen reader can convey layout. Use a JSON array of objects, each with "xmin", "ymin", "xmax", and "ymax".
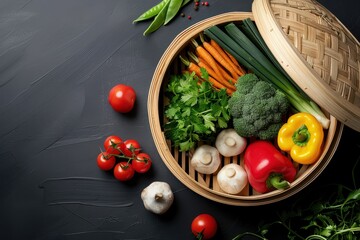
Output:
[
  {"xmin": 232, "ymin": 156, "xmax": 360, "ymax": 240},
  {"xmin": 164, "ymin": 71, "xmax": 230, "ymax": 152}
]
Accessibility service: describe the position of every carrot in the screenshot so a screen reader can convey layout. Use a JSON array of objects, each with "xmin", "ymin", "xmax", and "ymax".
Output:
[
  {"xmin": 225, "ymin": 50, "xmax": 247, "ymax": 75},
  {"xmin": 209, "ymin": 38, "xmax": 245, "ymax": 77},
  {"xmin": 191, "ymin": 38, "xmax": 236, "ymax": 92},
  {"xmin": 192, "ymin": 53, "xmax": 236, "ymax": 85},
  {"xmin": 179, "ymin": 55, "xmax": 233, "ymax": 95},
  {"xmin": 196, "ymin": 55, "xmax": 236, "ymax": 91},
  {"xmin": 217, "ymin": 63, "xmax": 237, "ymax": 84},
  {"xmin": 200, "ymin": 34, "xmax": 240, "ymax": 79},
  {"xmin": 188, "ymin": 51, "xmax": 224, "ymax": 83},
  {"xmin": 180, "ymin": 55, "xmax": 203, "ymax": 77},
  {"xmin": 191, "ymin": 38, "xmax": 227, "ymax": 83}
]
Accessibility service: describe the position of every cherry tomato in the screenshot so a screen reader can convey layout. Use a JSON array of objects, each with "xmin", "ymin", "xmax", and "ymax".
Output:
[
  {"xmin": 121, "ymin": 139, "xmax": 141, "ymax": 157},
  {"xmin": 97, "ymin": 152, "xmax": 116, "ymax": 171},
  {"xmin": 132, "ymin": 153, "xmax": 152, "ymax": 173},
  {"xmin": 113, "ymin": 162, "xmax": 135, "ymax": 181},
  {"xmin": 104, "ymin": 135, "xmax": 123, "ymax": 155},
  {"xmin": 191, "ymin": 214, "xmax": 218, "ymax": 240},
  {"xmin": 108, "ymin": 84, "xmax": 136, "ymax": 113}
]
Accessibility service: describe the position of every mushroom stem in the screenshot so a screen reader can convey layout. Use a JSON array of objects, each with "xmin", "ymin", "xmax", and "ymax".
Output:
[
  {"xmin": 155, "ymin": 193, "xmax": 163, "ymax": 201},
  {"xmin": 226, "ymin": 167, "xmax": 236, "ymax": 178},
  {"xmin": 200, "ymin": 152, "xmax": 212, "ymax": 165},
  {"xmin": 225, "ymin": 137, "xmax": 236, "ymax": 147}
]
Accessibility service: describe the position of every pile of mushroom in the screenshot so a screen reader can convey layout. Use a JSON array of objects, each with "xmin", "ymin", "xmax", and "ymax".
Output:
[
  {"xmin": 188, "ymin": 129, "xmax": 250, "ymax": 195},
  {"xmin": 141, "ymin": 181, "xmax": 174, "ymax": 214}
]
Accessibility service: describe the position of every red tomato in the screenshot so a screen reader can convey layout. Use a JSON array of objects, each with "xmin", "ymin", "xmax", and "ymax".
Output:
[
  {"xmin": 108, "ymin": 84, "xmax": 136, "ymax": 113},
  {"xmin": 104, "ymin": 135, "xmax": 123, "ymax": 155},
  {"xmin": 113, "ymin": 162, "xmax": 135, "ymax": 181},
  {"xmin": 191, "ymin": 214, "xmax": 218, "ymax": 240},
  {"xmin": 132, "ymin": 153, "xmax": 152, "ymax": 173},
  {"xmin": 97, "ymin": 152, "xmax": 116, "ymax": 171},
  {"xmin": 121, "ymin": 139, "xmax": 141, "ymax": 157}
]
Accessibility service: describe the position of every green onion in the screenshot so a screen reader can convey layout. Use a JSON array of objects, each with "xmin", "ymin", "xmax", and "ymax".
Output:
[{"xmin": 204, "ymin": 20, "xmax": 330, "ymax": 129}]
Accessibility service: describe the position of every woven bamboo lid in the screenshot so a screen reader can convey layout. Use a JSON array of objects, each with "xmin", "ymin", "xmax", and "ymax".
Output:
[{"xmin": 252, "ymin": 0, "xmax": 360, "ymax": 132}]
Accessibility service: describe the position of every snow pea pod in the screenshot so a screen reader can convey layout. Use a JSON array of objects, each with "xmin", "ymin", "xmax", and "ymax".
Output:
[
  {"xmin": 164, "ymin": 0, "xmax": 183, "ymax": 25},
  {"xmin": 133, "ymin": 0, "xmax": 169, "ymax": 23},
  {"xmin": 143, "ymin": 0, "xmax": 170, "ymax": 36}
]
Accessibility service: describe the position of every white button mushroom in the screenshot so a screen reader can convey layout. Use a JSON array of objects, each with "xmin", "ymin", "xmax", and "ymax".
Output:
[
  {"xmin": 141, "ymin": 181, "xmax": 174, "ymax": 214},
  {"xmin": 215, "ymin": 129, "xmax": 247, "ymax": 157},
  {"xmin": 190, "ymin": 145, "xmax": 221, "ymax": 174},
  {"xmin": 217, "ymin": 163, "xmax": 248, "ymax": 194}
]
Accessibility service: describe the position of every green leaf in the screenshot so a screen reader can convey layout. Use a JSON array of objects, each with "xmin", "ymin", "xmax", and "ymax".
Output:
[
  {"xmin": 181, "ymin": 107, "xmax": 191, "ymax": 117},
  {"xmin": 181, "ymin": 92, "xmax": 197, "ymax": 106},
  {"xmin": 193, "ymin": 123, "xmax": 208, "ymax": 133},
  {"xmin": 218, "ymin": 117, "xmax": 228, "ymax": 128},
  {"xmin": 203, "ymin": 113, "xmax": 216, "ymax": 132}
]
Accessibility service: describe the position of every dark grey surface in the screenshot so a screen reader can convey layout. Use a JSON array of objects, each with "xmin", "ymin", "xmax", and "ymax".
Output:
[{"xmin": 0, "ymin": 0, "xmax": 359, "ymax": 239}]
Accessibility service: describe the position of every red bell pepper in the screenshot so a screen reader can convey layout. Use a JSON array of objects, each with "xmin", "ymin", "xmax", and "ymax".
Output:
[{"xmin": 244, "ymin": 140, "xmax": 297, "ymax": 193}]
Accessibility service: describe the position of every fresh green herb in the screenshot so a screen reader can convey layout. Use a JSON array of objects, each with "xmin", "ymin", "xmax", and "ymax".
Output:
[
  {"xmin": 204, "ymin": 20, "xmax": 331, "ymax": 129},
  {"xmin": 164, "ymin": 71, "xmax": 230, "ymax": 152},
  {"xmin": 232, "ymin": 156, "xmax": 360, "ymax": 240}
]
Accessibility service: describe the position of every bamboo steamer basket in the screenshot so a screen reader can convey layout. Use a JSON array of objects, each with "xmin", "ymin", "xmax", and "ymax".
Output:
[{"xmin": 148, "ymin": 0, "xmax": 360, "ymax": 206}]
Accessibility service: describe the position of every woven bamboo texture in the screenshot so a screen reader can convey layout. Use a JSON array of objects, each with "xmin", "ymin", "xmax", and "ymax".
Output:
[
  {"xmin": 148, "ymin": 12, "xmax": 344, "ymax": 205},
  {"xmin": 253, "ymin": 0, "xmax": 360, "ymax": 132}
]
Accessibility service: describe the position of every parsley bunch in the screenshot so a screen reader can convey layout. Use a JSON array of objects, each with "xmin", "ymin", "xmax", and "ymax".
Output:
[{"xmin": 164, "ymin": 71, "xmax": 230, "ymax": 152}]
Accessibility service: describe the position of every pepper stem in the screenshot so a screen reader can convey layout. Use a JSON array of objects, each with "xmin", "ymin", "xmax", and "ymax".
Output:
[
  {"xmin": 292, "ymin": 124, "xmax": 311, "ymax": 147},
  {"xmin": 267, "ymin": 174, "xmax": 290, "ymax": 190}
]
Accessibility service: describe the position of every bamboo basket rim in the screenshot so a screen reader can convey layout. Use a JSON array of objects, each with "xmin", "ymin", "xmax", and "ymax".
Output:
[{"xmin": 147, "ymin": 12, "xmax": 344, "ymax": 206}]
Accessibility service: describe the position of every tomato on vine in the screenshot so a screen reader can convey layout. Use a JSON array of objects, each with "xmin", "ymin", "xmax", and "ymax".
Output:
[
  {"xmin": 104, "ymin": 135, "xmax": 123, "ymax": 155},
  {"xmin": 191, "ymin": 214, "xmax": 218, "ymax": 240},
  {"xmin": 113, "ymin": 162, "xmax": 135, "ymax": 181},
  {"xmin": 132, "ymin": 152, "xmax": 152, "ymax": 173},
  {"xmin": 97, "ymin": 152, "xmax": 116, "ymax": 171},
  {"xmin": 122, "ymin": 139, "xmax": 142, "ymax": 157}
]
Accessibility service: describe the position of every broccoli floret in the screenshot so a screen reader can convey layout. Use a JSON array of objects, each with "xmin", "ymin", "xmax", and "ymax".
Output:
[{"xmin": 228, "ymin": 73, "xmax": 289, "ymax": 140}]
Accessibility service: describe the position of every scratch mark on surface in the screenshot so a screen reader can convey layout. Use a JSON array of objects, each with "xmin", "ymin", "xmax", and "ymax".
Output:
[
  {"xmin": 76, "ymin": 32, "xmax": 140, "ymax": 85},
  {"xmin": 19, "ymin": 0, "xmax": 34, "ymax": 9},
  {"xmin": 62, "ymin": 205, "xmax": 98, "ymax": 227},
  {"xmin": 63, "ymin": 230, "xmax": 125, "ymax": 236},
  {"xmin": 40, "ymin": 177, "xmax": 135, "ymax": 208}
]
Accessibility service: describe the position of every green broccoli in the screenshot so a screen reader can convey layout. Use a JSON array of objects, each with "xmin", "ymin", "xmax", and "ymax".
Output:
[{"xmin": 228, "ymin": 73, "xmax": 289, "ymax": 140}]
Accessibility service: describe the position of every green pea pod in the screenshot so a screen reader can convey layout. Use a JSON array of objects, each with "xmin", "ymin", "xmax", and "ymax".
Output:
[
  {"xmin": 182, "ymin": 0, "xmax": 191, "ymax": 5},
  {"xmin": 133, "ymin": 0, "xmax": 169, "ymax": 23},
  {"xmin": 143, "ymin": 0, "xmax": 170, "ymax": 36},
  {"xmin": 164, "ymin": 0, "xmax": 183, "ymax": 25}
]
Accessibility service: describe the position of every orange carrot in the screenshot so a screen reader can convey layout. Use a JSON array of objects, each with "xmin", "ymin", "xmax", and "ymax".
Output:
[
  {"xmin": 179, "ymin": 55, "xmax": 233, "ymax": 95},
  {"xmin": 225, "ymin": 50, "xmax": 247, "ymax": 75},
  {"xmin": 191, "ymin": 38, "xmax": 227, "ymax": 83},
  {"xmin": 209, "ymin": 38, "xmax": 246, "ymax": 76},
  {"xmin": 197, "ymin": 55, "xmax": 236, "ymax": 90},
  {"xmin": 191, "ymin": 38, "xmax": 236, "ymax": 92},
  {"xmin": 195, "ymin": 54, "xmax": 236, "ymax": 84},
  {"xmin": 200, "ymin": 35, "xmax": 240, "ymax": 80},
  {"xmin": 188, "ymin": 51, "xmax": 225, "ymax": 83},
  {"xmin": 218, "ymin": 63, "xmax": 236, "ymax": 84}
]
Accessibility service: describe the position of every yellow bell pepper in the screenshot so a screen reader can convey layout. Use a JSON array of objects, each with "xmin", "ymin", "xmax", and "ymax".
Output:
[{"xmin": 277, "ymin": 112, "xmax": 324, "ymax": 165}]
